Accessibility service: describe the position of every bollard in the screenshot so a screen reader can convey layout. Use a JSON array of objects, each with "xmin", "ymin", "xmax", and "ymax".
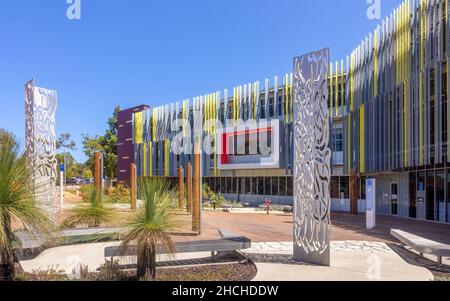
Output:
[
  {"xmin": 186, "ymin": 163, "xmax": 192, "ymax": 213},
  {"xmin": 130, "ymin": 163, "xmax": 136, "ymax": 211}
]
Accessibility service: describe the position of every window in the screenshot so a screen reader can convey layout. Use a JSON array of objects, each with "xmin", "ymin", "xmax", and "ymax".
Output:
[
  {"xmin": 426, "ymin": 171, "xmax": 435, "ymax": 221},
  {"xmin": 271, "ymin": 177, "xmax": 279, "ymax": 196},
  {"xmin": 409, "ymin": 172, "xmax": 417, "ymax": 219},
  {"xmin": 277, "ymin": 95, "xmax": 283, "ymax": 116},
  {"xmin": 220, "ymin": 177, "xmax": 226, "ymax": 193},
  {"xmin": 279, "ymin": 177, "xmax": 287, "ymax": 196},
  {"xmin": 443, "ymin": 69, "xmax": 448, "ymax": 159},
  {"xmin": 257, "ymin": 178, "xmax": 264, "ymax": 195},
  {"xmin": 259, "ymin": 99, "xmax": 266, "ymax": 119},
  {"xmin": 240, "ymin": 178, "xmax": 246, "ymax": 194},
  {"xmin": 268, "ymin": 97, "xmax": 275, "ymax": 118},
  {"xmin": 332, "ymin": 128, "xmax": 344, "ymax": 152},
  {"xmin": 331, "ymin": 177, "xmax": 340, "ymax": 198},
  {"xmin": 245, "ymin": 177, "xmax": 251, "ymax": 194},
  {"xmin": 264, "ymin": 177, "xmax": 271, "ymax": 195},
  {"xmin": 287, "ymin": 177, "xmax": 293, "ymax": 196},
  {"xmin": 436, "ymin": 171, "xmax": 445, "ymax": 222},
  {"xmin": 360, "ymin": 177, "xmax": 366, "ymax": 200},
  {"xmin": 232, "ymin": 178, "xmax": 237, "ymax": 194},
  {"xmin": 340, "ymin": 177, "xmax": 349, "ymax": 199},
  {"xmin": 447, "ymin": 170, "xmax": 450, "ymax": 223}
]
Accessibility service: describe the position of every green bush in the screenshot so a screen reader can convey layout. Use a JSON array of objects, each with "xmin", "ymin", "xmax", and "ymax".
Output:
[
  {"xmin": 105, "ymin": 183, "xmax": 130, "ymax": 204},
  {"xmin": 79, "ymin": 184, "xmax": 94, "ymax": 201}
]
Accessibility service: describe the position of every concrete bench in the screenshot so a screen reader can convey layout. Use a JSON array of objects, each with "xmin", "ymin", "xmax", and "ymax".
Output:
[
  {"xmin": 14, "ymin": 227, "xmax": 126, "ymax": 260},
  {"xmin": 104, "ymin": 229, "xmax": 251, "ymax": 258},
  {"xmin": 221, "ymin": 205, "xmax": 233, "ymax": 212},
  {"xmin": 391, "ymin": 229, "xmax": 450, "ymax": 264}
]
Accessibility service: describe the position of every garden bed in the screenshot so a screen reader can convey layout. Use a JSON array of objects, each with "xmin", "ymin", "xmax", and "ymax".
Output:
[{"xmin": 15, "ymin": 262, "xmax": 257, "ymax": 281}]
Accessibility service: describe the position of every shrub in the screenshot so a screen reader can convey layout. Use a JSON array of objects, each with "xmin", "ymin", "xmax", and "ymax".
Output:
[
  {"xmin": 77, "ymin": 260, "xmax": 128, "ymax": 281},
  {"xmin": 105, "ymin": 183, "xmax": 130, "ymax": 204},
  {"xmin": 79, "ymin": 184, "xmax": 94, "ymax": 201},
  {"xmin": 63, "ymin": 188, "xmax": 114, "ymax": 228}
]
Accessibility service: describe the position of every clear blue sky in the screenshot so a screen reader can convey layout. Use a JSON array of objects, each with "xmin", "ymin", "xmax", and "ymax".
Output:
[{"xmin": 0, "ymin": 0, "xmax": 402, "ymax": 162}]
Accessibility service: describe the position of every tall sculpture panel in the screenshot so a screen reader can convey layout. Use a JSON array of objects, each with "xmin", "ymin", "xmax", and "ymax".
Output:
[
  {"xmin": 25, "ymin": 80, "xmax": 58, "ymax": 221},
  {"xmin": 293, "ymin": 49, "xmax": 331, "ymax": 266}
]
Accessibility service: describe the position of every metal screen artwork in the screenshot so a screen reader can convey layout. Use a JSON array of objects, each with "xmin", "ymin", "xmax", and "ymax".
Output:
[
  {"xmin": 293, "ymin": 49, "xmax": 331, "ymax": 266},
  {"xmin": 25, "ymin": 80, "xmax": 58, "ymax": 220}
]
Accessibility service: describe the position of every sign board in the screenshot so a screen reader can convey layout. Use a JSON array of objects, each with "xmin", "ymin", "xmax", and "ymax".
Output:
[{"xmin": 366, "ymin": 178, "xmax": 376, "ymax": 229}]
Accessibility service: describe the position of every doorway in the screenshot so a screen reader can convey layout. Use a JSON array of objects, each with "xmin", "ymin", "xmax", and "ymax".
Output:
[{"xmin": 390, "ymin": 183, "xmax": 399, "ymax": 216}]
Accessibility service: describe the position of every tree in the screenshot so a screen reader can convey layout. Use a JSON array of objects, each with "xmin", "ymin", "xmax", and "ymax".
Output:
[
  {"xmin": 56, "ymin": 133, "xmax": 77, "ymax": 185},
  {"xmin": 121, "ymin": 178, "xmax": 176, "ymax": 280},
  {"xmin": 82, "ymin": 106, "xmax": 120, "ymax": 184},
  {"xmin": 56, "ymin": 133, "xmax": 76, "ymax": 152},
  {"xmin": 0, "ymin": 129, "xmax": 54, "ymax": 281},
  {"xmin": 55, "ymin": 153, "xmax": 75, "ymax": 168}
]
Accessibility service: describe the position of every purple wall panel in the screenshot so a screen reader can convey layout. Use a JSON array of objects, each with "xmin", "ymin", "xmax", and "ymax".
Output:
[{"xmin": 117, "ymin": 105, "xmax": 149, "ymax": 184}]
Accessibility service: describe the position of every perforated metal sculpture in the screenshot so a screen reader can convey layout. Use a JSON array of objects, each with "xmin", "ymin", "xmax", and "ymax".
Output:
[
  {"xmin": 293, "ymin": 49, "xmax": 332, "ymax": 266},
  {"xmin": 25, "ymin": 80, "xmax": 58, "ymax": 221}
]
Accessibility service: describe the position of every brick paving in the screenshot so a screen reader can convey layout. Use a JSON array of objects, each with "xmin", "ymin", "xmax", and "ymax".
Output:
[{"xmin": 179, "ymin": 211, "xmax": 450, "ymax": 244}]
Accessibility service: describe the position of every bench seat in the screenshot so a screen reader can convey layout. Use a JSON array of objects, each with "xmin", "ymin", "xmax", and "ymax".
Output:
[
  {"xmin": 391, "ymin": 229, "xmax": 450, "ymax": 264},
  {"xmin": 104, "ymin": 229, "xmax": 251, "ymax": 258}
]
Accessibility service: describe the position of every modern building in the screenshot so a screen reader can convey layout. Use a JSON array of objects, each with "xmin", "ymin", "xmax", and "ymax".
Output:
[
  {"xmin": 117, "ymin": 105, "xmax": 149, "ymax": 184},
  {"xmin": 128, "ymin": 0, "xmax": 450, "ymax": 224}
]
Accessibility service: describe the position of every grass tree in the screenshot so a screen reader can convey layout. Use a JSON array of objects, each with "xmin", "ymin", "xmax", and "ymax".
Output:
[
  {"xmin": 63, "ymin": 187, "xmax": 114, "ymax": 228},
  {"xmin": 0, "ymin": 130, "xmax": 54, "ymax": 281},
  {"xmin": 121, "ymin": 178, "xmax": 176, "ymax": 280}
]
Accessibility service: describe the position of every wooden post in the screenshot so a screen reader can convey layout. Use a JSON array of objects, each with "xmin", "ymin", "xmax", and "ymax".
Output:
[
  {"xmin": 192, "ymin": 153, "xmax": 200, "ymax": 232},
  {"xmin": 130, "ymin": 163, "xmax": 136, "ymax": 210},
  {"xmin": 178, "ymin": 166, "xmax": 184, "ymax": 210},
  {"xmin": 186, "ymin": 162, "xmax": 192, "ymax": 213},
  {"xmin": 94, "ymin": 152, "xmax": 102, "ymax": 193}
]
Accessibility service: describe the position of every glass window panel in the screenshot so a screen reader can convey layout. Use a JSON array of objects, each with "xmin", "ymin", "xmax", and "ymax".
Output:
[
  {"xmin": 287, "ymin": 177, "xmax": 293, "ymax": 196},
  {"xmin": 245, "ymin": 177, "xmax": 251, "ymax": 195},
  {"xmin": 409, "ymin": 172, "xmax": 417, "ymax": 219},
  {"xmin": 257, "ymin": 178, "xmax": 264, "ymax": 195},
  {"xmin": 436, "ymin": 171, "xmax": 445, "ymax": 222},
  {"xmin": 331, "ymin": 177, "xmax": 340, "ymax": 198},
  {"xmin": 340, "ymin": 177, "xmax": 349, "ymax": 199},
  {"xmin": 426, "ymin": 171, "xmax": 435, "ymax": 221},
  {"xmin": 279, "ymin": 177, "xmax": 287, "ymax": 196},
  {"xmin": 447, "ymin": 170, "xmax": 450, "ymax": 223},
  {"xmin": 272, "ymin": 177, "xmax": 279, "ymax": 196},
  {"xmin": 264, "ymin": 177, "xmax": 271, "ymax": 195}
]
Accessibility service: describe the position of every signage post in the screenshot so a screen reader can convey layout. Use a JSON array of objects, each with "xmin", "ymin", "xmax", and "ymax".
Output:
[
  {"xmin": 366, "ymin": 178, "xmax": 376, "ymax": 229},
  {"xmin": 60, "ymin": 163, "xmax": 65, "ymax": 212}
]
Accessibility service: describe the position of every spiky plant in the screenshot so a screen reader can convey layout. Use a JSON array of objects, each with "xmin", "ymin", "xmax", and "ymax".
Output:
[
  {"xmin": 63, "ymin": 187, "xmax": 114, "ymax": 228},
  {"xmin": 0, "ymin": 130, "xmax": 55, "ymax": 281},
  {"xmin": 121, "ymin": 178, "xmax": 176, "ymax": 280}
]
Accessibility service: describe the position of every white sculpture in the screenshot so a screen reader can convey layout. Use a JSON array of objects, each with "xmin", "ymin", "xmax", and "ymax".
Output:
[
  {"xmin": 25, "ymin": 80, "xmax": 58, "ymax": 221},
  {"xmin": 293, "ymin": 49, "xmax": 332, "ymax": 266}
]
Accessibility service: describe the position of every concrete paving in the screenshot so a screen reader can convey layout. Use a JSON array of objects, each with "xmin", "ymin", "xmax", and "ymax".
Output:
[
  {"xmin": 19, "ymin": 240, "xmax": 434, "ymax": 281},
  {"xmin": 248, "ymin": 241, "xmax": 433, "ymax": 281}
]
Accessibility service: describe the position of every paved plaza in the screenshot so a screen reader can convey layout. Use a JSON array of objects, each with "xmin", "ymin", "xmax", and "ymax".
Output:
[
  {"xmin": 18, "ymin": 210, "xmax": 450, "ymax": 281},
  {"xmin": 20, "ymin": 240, "xmax": 434, "ymax": 281},
  {"xmin": 193, "ymin": 211, "xmax": 450, "ymax": 244}
]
